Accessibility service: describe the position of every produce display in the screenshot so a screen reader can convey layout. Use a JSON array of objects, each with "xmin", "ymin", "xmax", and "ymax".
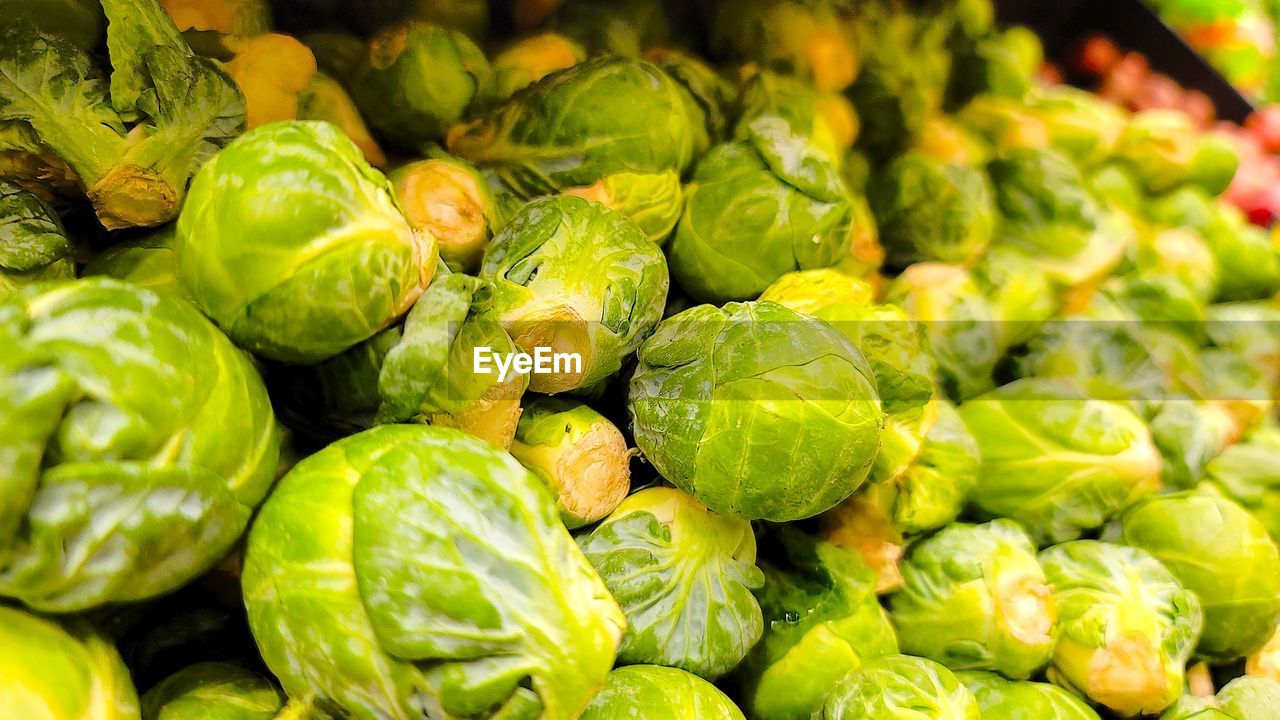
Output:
[{"xmin": 5, "ymin": 0, "xmax": 1280, "ymax": 719}]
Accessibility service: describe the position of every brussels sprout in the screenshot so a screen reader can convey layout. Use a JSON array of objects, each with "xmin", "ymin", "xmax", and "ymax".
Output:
[
  {"xmin": 821, "ymin": 654, "xmax": 981, "ymax": 719},
  {"xmin": 222, "ymin": 34, "xmax": 318, "ymax": 130},
  {"xmin": 448, "ymin": 56, "xmax": 696, "ymax": 198},
  {"xmin": 891, "ymin": 521, "xmax": 1056, "ymax": 679},
  {"xmin": 956, "ymin": 94, "xmax": 1050, "ymax": 152},
  {"xmin": 644, "ymin": 47, "xmax": 736, "ymax": 145},
  {"xmin": 510, "ymin": 397, "xmax": 629, "ymax": 528},
  {"xmin": 948, "ymin": 26, "xmax": 1043, "ymax": 107},
  {"xmin": 1149, "ymin": 189, "xmax": 1280, "ymax": 303},
  {"xmin": 973, "ymin": 246, "xmax": 1058, "ymax": 352},
  {"xmin": 141, "ymin": 663, "xmax": 284, "ymax": 720},
  {"xmin": 1114, "ymin": 110, "xmax": 1239, "ymax": 196},
  {"xmin": 296, "ymin": 73, "xmax": 387, "ymax": 168},
  {"xmin": 562, "ymin": 170, "xmax": 684, "ymax": 244},
  {"xmin": 301, "ymin": 31, "xmax": 365, "ymax": 82},
  {"xmin": 1161, "ymin": 676, "xmax": 1280, "ymax": 720},
  {"xmin": 629, "ymin": 301, "xmax": 883, "ymax": 521},
  {"xmin": 0, "ymin": 0, "xmax": 104, "ymax": 51},
  {"xmin": 0, "ymin": 279, "xmax": 281, "ymax": 611},
  {"xmin": 581, "ymin": 666, "xmax": 745, "ymax": 720},
  {"xmin": 711, "ymin": 0, "xmax": 858, "ymax": 92},
  {"xmin": 959, "ymin": 379, "xmax": 1163, "ymax": 544},
  {"xmin": 491, "ymin": 33, "xmax": 585, "ymax": 100},
  {"xmin": 1040, "ymin": 541, "xmax": 1202, "ymax": 716},
  {"xmin": 349, "ymin": 22, "xmax": 491, "ymax": 151},
  {"xmin": 870, "ymin": 152, "xmax": 995, "ymax": 267},
  {"xmin": 391, "ymin": 156, "xmax": 503, "ymax": 273},
  {"xmin": 739, "ymin": 529, "xmax": 899, "ymax": 720},
  {"xmin": 0, "ymin": 179, "xmax": 74, "ymax": 297},
  {"xmin": 542, "ymin": 0, "xmax": 675, "ymax": 58},
  {"xmin": 83, "ymin": 227, "xmax": 190, "ymax": 301},
  {"xmin": 1135, "ymin": 227, "xmax": 1220, "ymax": 305},
  {"xmin": 159, "ymin": 0, "xmax": 271, "ymax": 35},
  {"xmin": 916, "ymin": 115, "xmax": 991, "ymax": 165},
  {"xmin": 176, "ymin": 121, "xmax": 437, "ymax": 363},
  {"xmin": 885, "ymin": 263, "xmax": 1000, "ymax": 401},
  {"xmin": 1118, "ymin": 493, "xmax": 1280, "ymax": 660},
  {"xmin": 242, "ymin": 425, "xmax": 624, "ymax": 719},
  {"xmin": 669, "ymin": 123, "xmax": 854, "ymax": 303},
  {"xmin": 821, "ymin": 494, "xmax": 907, "ymax": 594},
  {"xmin": 734, "ymin": 70, "xmax": 852, "ymax": 165},
  {"xmin": 1148, "ymin": 401, "xmax": 1240, "ymax": 491},
  {"xmin": 579, "ymin": 487, "xmax": 762, "ymax": 678},
  {"xmin": 1208, "ymin": 426, "xmax": 1280, "ymax": 539},
  {"xmin": 1026, "ymin": 86, "xmax": 1127, "ymax": 168},
  {"xmin": 959, "ymin": 671, "xmax": 1101, "ymax": 719},
  {"xmin": 0, "ymin": 606, "xmax": 139, "ymax": 719},
  {"xmin": 479, "ymin": 195, "xmax": 667, "ymax": 393}
]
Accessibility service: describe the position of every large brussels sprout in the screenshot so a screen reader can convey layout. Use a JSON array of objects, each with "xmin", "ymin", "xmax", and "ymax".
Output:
[
  {"xmin": 668, "ymin": 121, "xmax": 854, "ymax": 303},
  {"xmin": 1161, "ymin": 676, "xmax": 1280, "ymax": 720},
  {"xmin": 0, "ymin": 279, "xmax": 280, "ymax": 611},
  {"xmin": 0, "ymin": 179, "xmax": 74, "ymax": 297},
  {"xmin": 739, "ymin": 529, "xmax": 898, "ymax": 720},
  {"xmin": 629, "ymin": 301, "xmax": 883, "ymax": 521},
  {"xmin": 141, "ymin": 663, "xmax": 284, "ymax": 720},
  {"xmin": 448, "ymin": 56, "xmax": 696, "ymax": 198},
  {"xmin": 176, "ymin": 121, "xmax": 437, "ymax": 363},
  {"xmin": 0, "ymin": 605, "xmax": 139, "ymax": 719},
  {"xmin": 479, "ymin": 195, "xmax": 668, "ymax": 393},
  {"xmin": 959, "ymin": 671, "xmax": 1101, "ymax": 720},
  {"xmin": 821, "ymin": 654, "xmax": 981, "ymax": 719},
  {"xmin": 1208, "ymin": 425, "xmax": 1280, "ymax": 539},
  {"xmin": 579, "ymin": 487, "xmax": 762, "ymax": 678},
  {"xmin": 708, "ymin": 0, "xmax": 857, "ymax": 92},
  {"xmin": 242, "ymin": 425, "xmax": 624, "ymax": 719},
  {"xmin": 870, "ymin": 152, "xmax": 995, "ymax": 268},
  {"xmin": 390, "ymin": 155, "xmax": 505, "ymax": 273},
  {"xmin": 1040, "ymin": 541, "xmax": 1202, "ymax": 717},
  {"xmin": 580, "ymin": 666, "xmax": 745, "ymax": 720},
  {"xmin": 1118, "ymin": 493, "xmax": 1280, "ymax": 660},
  {"xmin": 959, "ymin": 379, "xmax": 1163, "ymax": 544},
  {"xmin": 510, "ymin": 397, "xmax": 630, "ymax": 529},
  {"xmin": 891, "ymin": 520, "xmax": 1056, "ymax": 679},
  {"xmin": 350, "ymin": 22, "xmax": 492, "ymax": 151}
]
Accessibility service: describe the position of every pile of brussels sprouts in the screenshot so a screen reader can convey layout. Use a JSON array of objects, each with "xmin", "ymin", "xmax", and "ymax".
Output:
[{"xmin": 5, "ymin": 0, "xmax": 1280, "ymax": 718}]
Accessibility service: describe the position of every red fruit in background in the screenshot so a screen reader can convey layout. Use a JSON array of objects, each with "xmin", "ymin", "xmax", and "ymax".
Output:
[
  {"xmin": 1246, "ymin": 106, "xmax": 1280, "ymax": 153},
  {"xmin": 1181, "ymin": 91, "xmax": 1216, "ymax": 126},
  {"xmin": 1074, "ymin": 35, "xmax": 1121, "ymax": 75}
]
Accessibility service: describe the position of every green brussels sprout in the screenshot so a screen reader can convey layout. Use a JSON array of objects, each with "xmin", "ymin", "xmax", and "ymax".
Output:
[
  {"xmin": 1114, "ymin": 110, "xmax": 1239, "ymax": 196},
  {"xmin": 956, "ymin": 94, "xmax": 1050, "ymax": 153},
  {"xmin": 242, "ymin": 425, "xmax": 625, "ymax": 720},
  {"xmin": 349, "ymin": 22, "xmax": 492, "ymax": 151},
  {"xmin": 1161, "ymin": 676, "xmax": 1280, "ymax": 720},
  {"xmin": 629, "ymin": 301, "xmax": 883, "ymax": 521},
  {"xmin": 296, "ymin": 73, "xmax": 388, "ymax": 169},
  {"xmin": 891, "ymin": 520, "xmax": 1056, "ymax": 679},
  {"xmin": 579, "ymin": 487, "xmax": 763, "ymax": 678},
  {"xmin": 491, "ymin": 33, "xmax": 585, "ymax": 101},
  {"xmin": 734, "ymin": 70, "xmax": 854, "ymax": 164},
  {"xmin": 959, "ymin": 379, "xmax": 1163, "ymax": 544},
  {"xmin": 885, "ymin": 263, "xmax": 1000, "ymax": 401},
  {"xmin": 643, "ymin": 47, "xmax": 736, "ymax": 146},
  {"xmin": 959, "ymin": 671, "xmax": 1101, "ymax": 719},
  {"xmin": 176, "ymin": 121, "xmax": 437, "ymax": 363},
  {"xmin": 1148, "ymin": 401, "xmax": 1240, "ymax": 491},
  {"xmin": 739, "ymin": 529, "xmax": 899, "ymax": 720},
  {"xmin": 563, "ymin": 170, "xmax": 685, "ymax": 244},
  {"xmin": 669, "ymin": 120, "xmax": 855, "ymax": 302},
  {"xmin": 141, "ymin": 663, "xmax": 284, "ymax": 720},
  {"xmin": 1206, "ymin": 302, "xmax": 1280, "ymax": 394},
  {"xmin": 870, "ymin": 152, "xmax": 995, "ymax": 268},
  {"xmin": 1149, "ymin": 189, "xmax": 1280, "ymax": 303},
  {"xmin": 821, "ymin": 654, "xmax": 981, "ymax": 719},
  {"xmin": 448, "ymin": 56, "xmax": 696, "ymax": 198},
  {"xmin": 391, "ymin": 155, "xmax": 504, "ymax": 273},
  {"xmin": 83, "ymin": 227, "xmax": 190, "ymax": 301},
  {"xmin": 1118, "ymin": 493, "xmax": 1280, "ymax": 660},
  {"xmin": 279, "ymin": 269, "xmax": 528, "ymax": 448},
  {"xmin": 1040, "ymin": 541, "xmax": 1202, "ymax": 717},
  {"xmin": 0, "ymin": 278, "xmax": 281, "ymax": 611},
  {"xmin": 580, "ymin": 666, "xmax": 745, "ymax": 720},
  {"xmin": 479, "ymin": 195, "xmax": 668, "ymax": 393},
  {"xmin": 1026, "ymin": 86, "xmax": 1127, "ymax": 168},
  {"xmin": 1208, "ymin": 425, "xmax": 1280, "ymax": 539},
  {"xmin": 0, "ymin": 605, "xmax": 139, "ymax": 719},
  {"xmin": 1134, "ymin": 227, "xmax": 1220, "ymax": 305},
  {"xmin": 821, "ymin": 494, "xmax": 909, "ymax": 595},
  {"xmin": 972, "ymin": 246, "xmax": 1058, "ymax": 352},
  {"xmin": 510, "ymin": 396, "xmax": 630, "ymax": 528},
  {"xmin": 0, "ymin": 179, "xmax": 74, "ymax": 297},
  {"xmin": 988, "ymin": 147, "xmax": 1102, "ymax": 272},
  {"xmin": 948, "ymin": 26, "xmax": 1043, "ymax": 107}
]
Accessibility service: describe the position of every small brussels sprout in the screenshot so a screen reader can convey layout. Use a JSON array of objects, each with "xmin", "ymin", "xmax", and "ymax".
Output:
[
  {"xmin": 1208, "ymin": 425, "xmax": 1280, "ymax": 539},
  {"xmin": 959, "ymin": 379, "xmax": 1163, "ymax": 544},
  {"xmin": 296, "ymin": 73, "xmax": 388, "ymax": 168},
  {"xmin": 0, "ymin": 279, "xmax": 281, "ymax": 611},
  {"xmin": 1040, "ymin": 541, "xmax": 1202, "ymax": 717},
  {"xmin": 242, "ymin": 425, "xmax": 624, "ymax": 719},
  {"xmin": 176, "ymin": 121, "xmax": 438, "ymax": 363},
  {"xmin": 948, "ymin": 26, "xmax": 1043, "ymax": 106},
  {"xmin": 544, "ymin": 0, "xmax": 673, "ymax": 58},
  {"xmin": 739, "ymin": 529, "xmax": 899, "ymax": 720},
  {"xmin": 83, "ymin": 226, "xmax": 190, "ymax": 301},
  {"xmin": 1114, "ymin": 110, "xmax": 1239, "ymax": 196},
  {"xmin": 223, "ymin": 34, "xmax": 319, "ymax": 131},
  {"xmin": 448, "ymin": 56, "xmax": 696, "ymax": 198},
  {"xmin": 892, "ymin": 521, "xmax": 1056, "ymax": 679},
  {"xmin": 562, "ymin": 170, "xmax": 684, "ymax": 244},
  {"xmin": 1148, "ymin": 401, "xmax": 1240, "ymax": 491},
  {"xmin": 1119, "ymin": 493, "xmax": 1280, "ymax": 660},
  {"xmin": 479, "ymin": 195, "xmax": 668, "ymax": 393},
  {"xmin": 1026, "ymin": 86, "xmax": 1127, "ymax": 168},
  {"xmin": 491, "ymin": 33, "xmax": 585, "ymax": 100},
  {"xmin": 391, "ymin": 156, "xmax": 503, "ymax": 273},
  {"xmin": 821, "ymin": 654, "xmax": 981, "ymax": 719},
  {"xmin": 581, "ymin": 666, "xmax": 745, "ymax": 720},
  {"xmin": 510, "ymin": 397, "xmax": 630, "ymax": 528},
  {"xmin": 141, "ymin": 663, "xmax": 284, "ymax": 720},
  {"xmin": 579, "ymin": 487, "xmax": 763, "ymax": 678},
  {"xmin": 870, "ymin": 152, "xmax": 996, "ymax": 268},
  {"xmin": 734, "ymin": 70, "xmax": 852, "ymax": 164},
  {"xmin": 708, "ymin": 0, "xmax": 858, "ymax": 92},
  {"xmin": 1149, "ymin": 189, "xmax": 1280, "ymax": 303},
  {"xmin": 0, "ymin": 179, "xmax": 74, "ymax": 298},
  {"xmin": 1161, "ymin": 676, "xmax": 1280, "ymax": 720},
  {"xmin": 959, "ymin": 671, "xmax": 1101, "ymax": 720},
  {"xmin": 629, "ymin": 301, "xmax": 883, "ymax": 521},
  {"xmin": 0, "ymin": 606, "xmax": 139, "ymax": 719},
  {"xmin": 350, "ymin": 22, "xmax": 492, "ymax": 151},
  {"xmin": 669, "ymin": 121, "xmax": 855, "ymax": 302}
]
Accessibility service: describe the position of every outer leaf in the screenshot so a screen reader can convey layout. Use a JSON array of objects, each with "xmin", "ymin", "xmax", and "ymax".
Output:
[
  {"xmin": 100, "ymin": 0, "xmax": 189, "ymax": 119},
  {"xmin": 0, "ymin": 180, "xmax": 73, "ymax": 296},
  {"xmin": 580, "ymin": 666, "xmax": 745, "ymax": 720},
  {"xmin": 141, "ymin": 663, "xmax": 284, "ymax": 720}
]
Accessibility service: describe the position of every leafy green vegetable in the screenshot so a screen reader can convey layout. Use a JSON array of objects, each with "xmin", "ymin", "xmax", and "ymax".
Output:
[
  {"xmin": 581, "ymin": 666, "xmax": 745, "ymax": 720},
  {"xmin": 821, "ymin": 654, "xmax": 981, "ymax": 719}
]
